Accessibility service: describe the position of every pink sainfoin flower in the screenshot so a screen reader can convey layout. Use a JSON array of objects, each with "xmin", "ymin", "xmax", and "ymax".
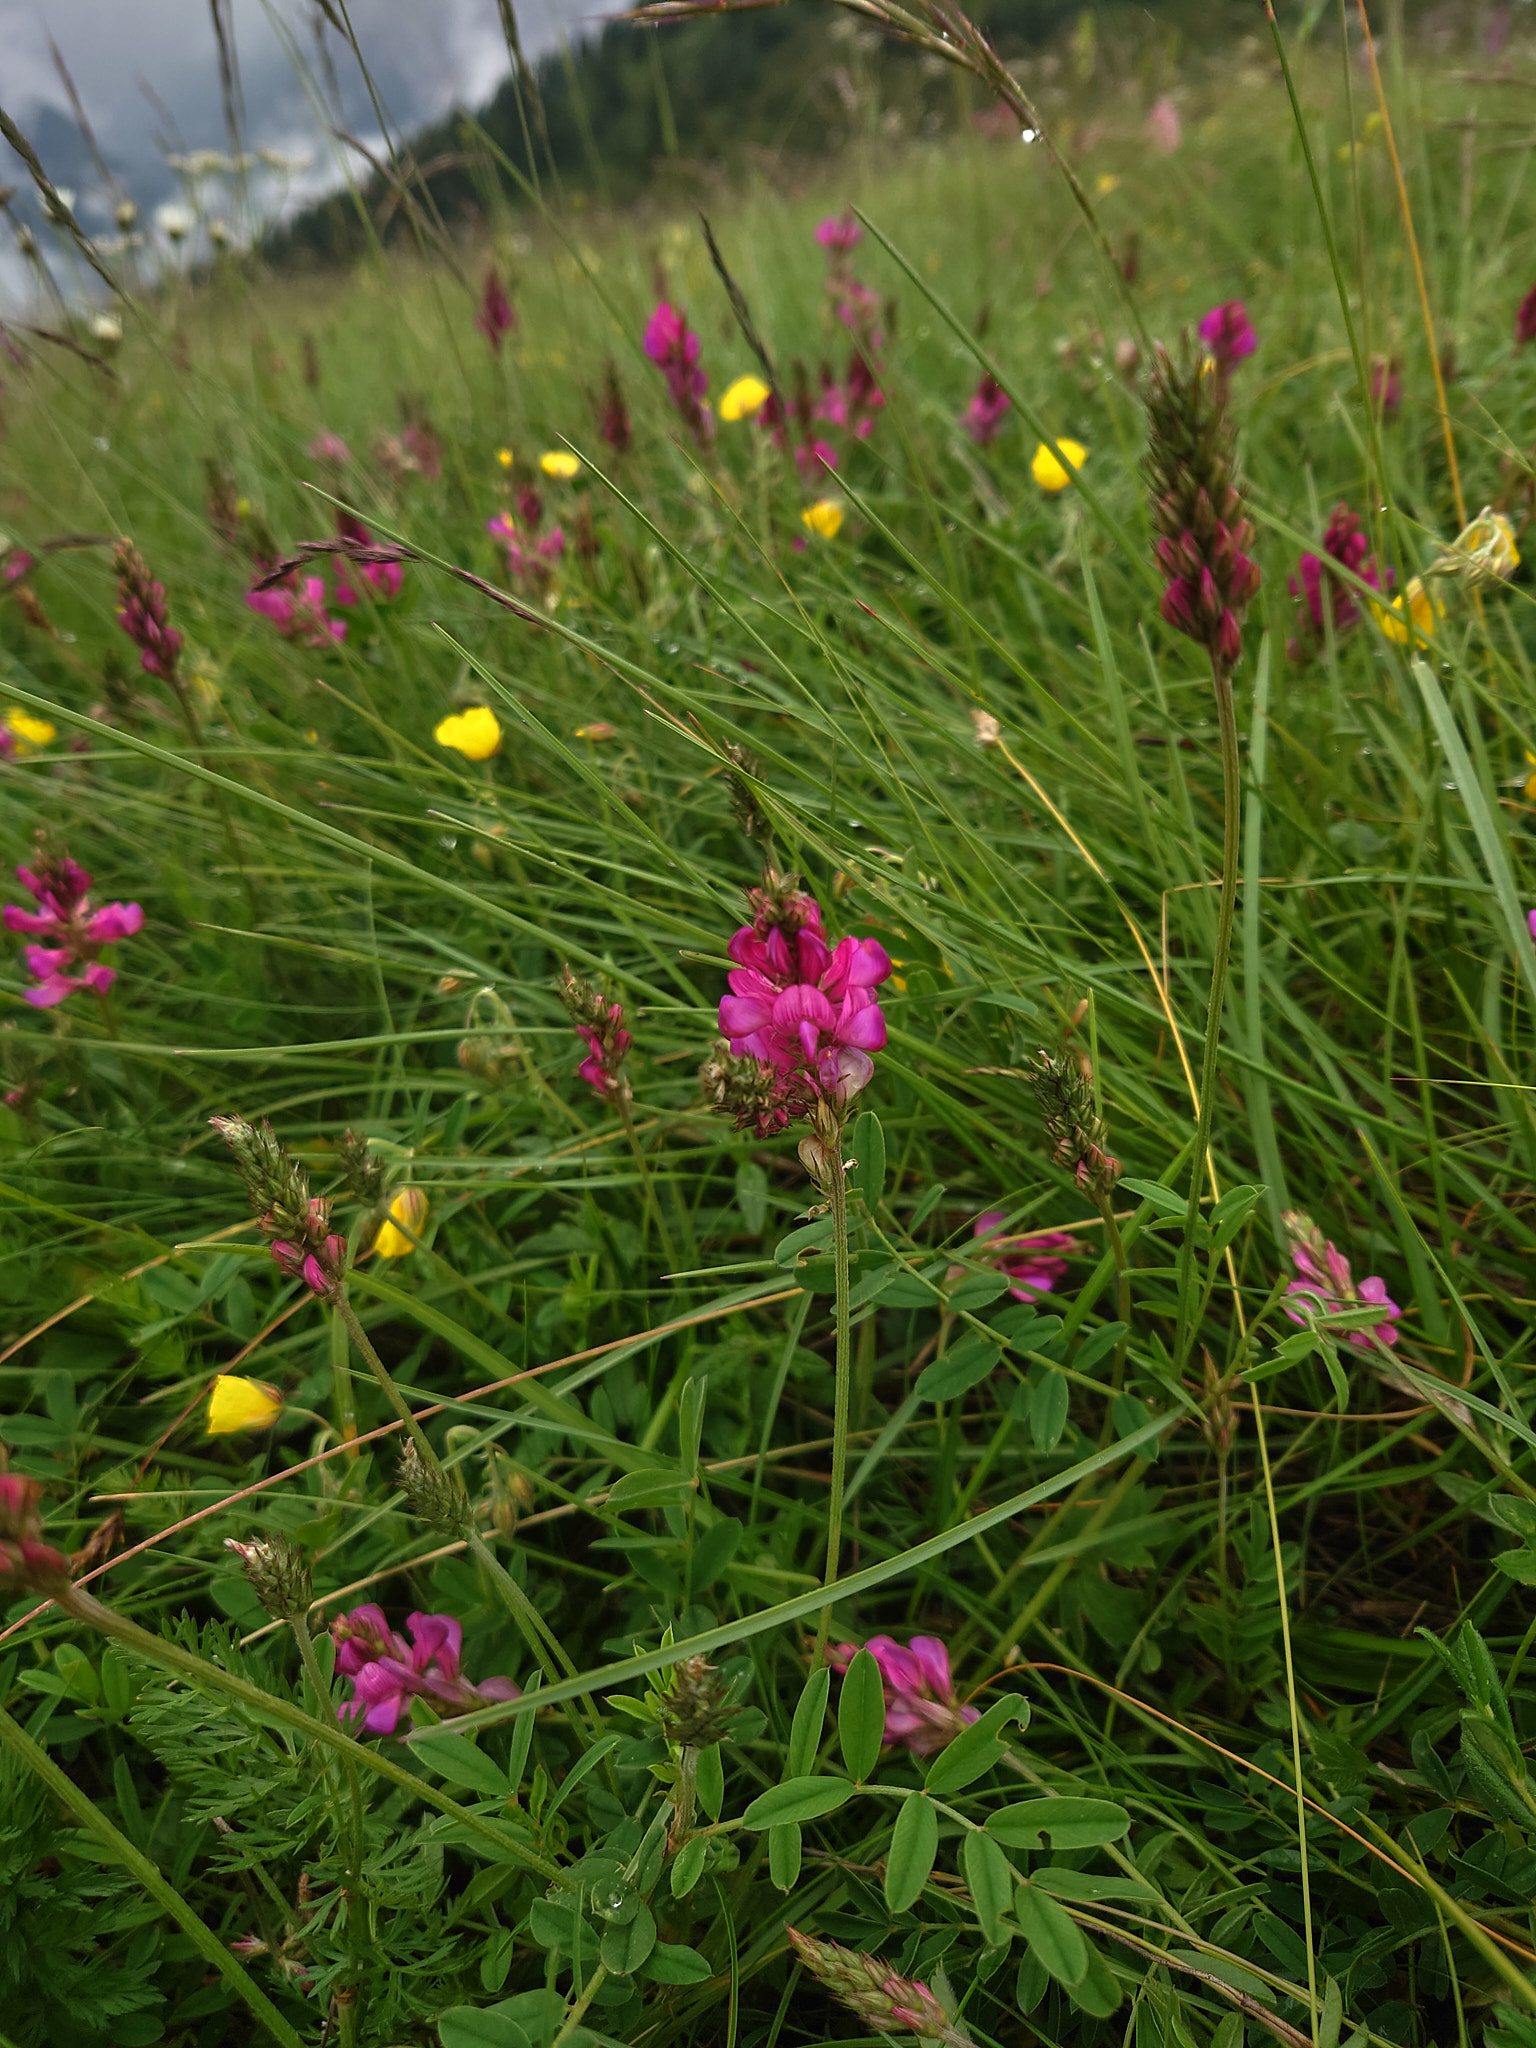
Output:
[
  {"xmin": 246, "ymin": 572, "xmax": 348, "ymax": 648},
  {"xmin": 113, "ymin": 540, "xmax": 183, "ymax": 681},
  {"xmin": 644, "ymin": 301, "xmax": 713, "ymax": 446},
  {"xmin": 5, "ymin": 845, "xmax": 144, "ymax": 1008},
  {"xmin": 558, "ymin": 965, "xmax": 632, "ymax": 1106},
  {"xmin": 476, "ymin": 264, "xmax": 517, "ymax": 350},
  {"xmin": 332, "ymin": 513, "xmax": 404, "ymax": 602},
  {"xmin": 962, "ymin": 372, "xmax": 1011, "ymax": 446},
  {"xmin": 269, "ymin": 1194, "xmax": 348, "ymax": 1299},
  {"xmin": 1281, "ymin": 1209, "xmax": 1401, "ymax": 1352},
  {"xmin": 718, "ymin": 882, "xmax": 891, "ymax": 1115},
  {"xmin": 1516, "ymin": 283, "xmax": 1536, "ymax": 348},
  {"xmin": 827, "ymin": 1635, "xmax": 979, "ymax": 1757},
  {"xmin": 816, "ymin": 212, "xmax": 863, "ymax": 254},
  {"xmin": 0, "ymin": 1474, "xmax": 72, "ymax": 1593},
  {"xmin": 786, "ymin": 1928, "xmax": 972, "ymax": 2045},
  {"xmin": 971, "ymin": 1212, "xmax": 1076, "ymax": 1299},
  {"xmin": 332, "ymin": 1605, "xmax": 519, "ymax": 1735},
  {"xmin": 486, "ymin": 510, "xmax": 564, "ymax": 589},
  {"xmin": 308, "ymin": 431, "xmax": 351, "ymax": 465},
  {"xmin": 3, "ymin": 547, "xmax": 35, "ymax": 584},
  {"xmin": 1198, "ymin": 300, "xmax": 1257, "ymax": 381},
  {"xmin": 815, "ymin": 349, "xmax": 884, "ymax": 444},
  {"xmin": 1146, "ymin": 94, "xmax": 1181, "ymax": 154},
  {"xmin": 1287, "ymin": 504, "xmax": 1388, "ymax": 658}
]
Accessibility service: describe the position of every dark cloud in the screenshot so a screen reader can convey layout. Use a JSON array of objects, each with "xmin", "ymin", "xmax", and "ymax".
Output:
[{"xmin": 0, "ymin": 0, "xmax": 591, "ymax": 223}]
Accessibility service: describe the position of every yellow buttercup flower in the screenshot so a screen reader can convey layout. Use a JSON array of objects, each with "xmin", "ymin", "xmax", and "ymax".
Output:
[
  {"xmin": 207, "ymin": 1374, "xmax": 283, "ymax": 1436},
  {"xmin": 1524, "ymin": 750, "xmax": 1536, "ymax": 801},
  {"xmin": 1374, "ymin": 576, "xmax": 1441, "ymax": 646},
  {"xmin": 539, "ymin": 450, "xmax": 581, "ymax": 479},
  {"xmin": 720, "ymin": 374, "xmax": 771, "ymax": 422},
  {"xmin": 1095, "ymin": 173, "xmax": 1119, "ymax": 196},
  {"xmin": 802, "ymin": 499, "xmax": 844, "ymax": 540},
  {"xmin": 496, "ymin": 447, "xmax": 514, "ymax": 469},
  {"xmin": 5, "ymin": 709, "xmax": 56, "ymax": 751},
  {"xmin": 435, "ymin": 706, "xmax": 502, "ymax": 760},
  {"xmin": 1031, "ymin": 438, "xmax": 1087, "ymax": 492},
  {"xmin": 373, "ymin": 1186, "xmax": 428, "ymax": 1258}
]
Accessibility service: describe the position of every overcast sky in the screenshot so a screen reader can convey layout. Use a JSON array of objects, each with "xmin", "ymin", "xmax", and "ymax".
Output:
[{"xmin": 0, "ymin": 0, "xmax": 592, "ymax": 231}]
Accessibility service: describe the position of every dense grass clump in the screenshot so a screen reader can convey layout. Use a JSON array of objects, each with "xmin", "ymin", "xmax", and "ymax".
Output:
[{"xmin": 6, "ymin": 11, "xmax": 1536, "ymax": 2047}]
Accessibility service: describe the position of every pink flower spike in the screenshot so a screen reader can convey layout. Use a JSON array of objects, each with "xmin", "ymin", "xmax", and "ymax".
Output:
[
  {"xmin": 963, "ymin": 372, "xmax": 1011, "ymax": 445},
  {"xmin": 1197, "ymin": 300, "xmax": 1257, "ymax": 373},
  {"xmin": 816, "ymin": 212, "xmax": 862, "ymax": 253}
]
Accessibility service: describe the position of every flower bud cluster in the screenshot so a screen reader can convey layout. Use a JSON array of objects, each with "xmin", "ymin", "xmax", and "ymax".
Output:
[
  {"xmin": 225, "ymin": 1533, "xmax": 313, "ymax": 1620},
  {"xmin": 699, "ymin": 1036, "xmax": 811, "ymax": 1138},
  {"xmin": 0, "ymin": 1473, "xmax": 72, "ymax": 1594},
  {"xmin": 1025, "ymin": 1048, "xmax": 1120, "ymax": 1197},
  {"xmin": 785, "ymin": 1928, "xmax": 972, "ymax": 2044},
  {"xmin": 660, "ymin": 1653, "xmax": 741, "ymax": 1749},
  {"xmin": 112, "ymin": 539, "xmax": 183, "ymax": 683},
  {"xmin": 211, "ymin": 1114, "xmax": 347, "ymax": 1299},
  {"xmin": 397, "ymin": 1439, "xmax": 472, "ymax": 1539},
  {"xmin": 723, "ymin": 742, "xmax": 774, "ymax": 852},
  {"xmin": 1144, "ymin": 341, "xmax": 1260, "ymax": 671},
  {"xmin": 558, "ymin": 966, "xmax": 633, "ymax": 1105}
]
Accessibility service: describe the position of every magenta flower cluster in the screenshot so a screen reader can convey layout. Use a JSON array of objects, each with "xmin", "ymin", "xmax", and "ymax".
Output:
[
  {"xmin": 1287, "ymin": 504, "xmax": 1388, "ymax": 658},
  {"xmin": 332, "ymin": 1605, "xmax": 518, "ymax": 1735},
  {"xmin": 1282, "ymin": 1213, "xmax": 1402, "ymax": 1352},
  {"xmin": 247, "ymin": 572, "xmax": 348, "ymax": 648},
  {"xmin": 827, "ymin": 1634, "xmax": 979, "ymax": 1757},
  {"xmin": 1157, "ymin": 519, "xmax": 1262, "ymax": 667},
  {"xmin": 962, "ymin": 373, "xmax": 1011, "ymax": 446},
  {"xmin": 476, "ymin": 265, "xmax": 517, "ymax": 350},
  {"xmin": 971, "ymin": 1212, "xmax": 1076, "ymax": 1298},
  {"xmin": 269, "ymin": 1196, "xmax": 348, "ymax": 1299},
  {"xmin": 487, "ymin": 506, "xmax": 564, "ymax": 590},
  {"xmin": 1197, "ymin": 299, "xmax": 1257, "ymax": 380},
  {"xmin": 333, "ymin": 513, "xmax": 406, "ymax": 604},
  {"xmin": 719, "ymin": 891, "xmax": 892, "ymax": 1117},
  {"xmin": 644, "ymin": 301, "xmax": 713, "ymax": 446},
  {"xmin": 5, "ymin": 854, "xmax": 143, "ymax": 1007},
  {"xmin": 116, "ymin": 560, "xmax": 183, "ymax": 680}
]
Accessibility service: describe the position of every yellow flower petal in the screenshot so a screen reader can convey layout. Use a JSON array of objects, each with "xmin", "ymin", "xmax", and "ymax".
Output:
[
  {"xmin": 539, "ymin": 450, "xmax": 581, "ymax": 479},
  {"xmin": 719, "ymin": 374, "xmax": 771, "ymax": 423},
  {"xmin": 496, "ymin": 447, "xmax": 514, "ymax": 468},
  {"xmin": 373, "ymin": 1186, "xmax": 428, "ymax": 1258},
  {"xmin": 5, "ymin": 709, "xmax": 56, "ymax": 750},
  {"xmin": 1031, "ymin": 438, "xmax": 1087, "ymax": 492},
  {"xmin": 1094, "ymin": 173, "xmax": 1119, "ymax": 196},
  {"xmin": 207, "ymin": 1374, "xmax": 283, "ymax": 1436},
  {"xmin": 801, "ymin": 499, "xmax": 844, "ymax": 540},
  {"xmin": 1373, "ymin": 575, "xmax": 1441, "ymax": 645},
  {"xmin": 435, "ymin": 706, "xmax": 502, "ymax": 760}
]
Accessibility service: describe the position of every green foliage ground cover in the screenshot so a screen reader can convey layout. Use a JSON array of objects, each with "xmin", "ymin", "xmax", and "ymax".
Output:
[{"xmin": 6, "ymin": 11, "xmax": 1536, "ymax": 2047}]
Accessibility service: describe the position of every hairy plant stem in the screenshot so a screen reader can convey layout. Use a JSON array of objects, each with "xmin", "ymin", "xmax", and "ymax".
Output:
[
  {"xmin": 51, "ymin": 1579, "xmax": 560, "ymax": 1880},
  {"xmin": 0, "ymin": 1702, "xmax": 309, "ymax": 2048},
  {"xmin": 1174, "ymin": 655, "xmax": 1242, "ymax": 1373},
  {"xmin": 815, "ymin": 1148, "xmax": 853, "ymax": 1662},
  {"xmin": 1092, "ymin": 1187, "xmax": 1132, "ymax": 1386}
]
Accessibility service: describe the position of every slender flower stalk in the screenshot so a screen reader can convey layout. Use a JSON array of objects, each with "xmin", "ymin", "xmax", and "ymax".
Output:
[{"xmin": 1144, "ymin": 340, "xmax": 1260, "ymax": 1371}]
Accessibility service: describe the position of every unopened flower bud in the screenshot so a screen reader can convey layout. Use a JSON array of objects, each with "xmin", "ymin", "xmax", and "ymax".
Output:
[
  {"xmin": 1025, "ymin": 1047, "xmax": 1120, "ymax": 1197},
  {"xmin": 661, "ymin": 1653, "xmax": 740, "ymax": 1749},
  {"xmin": 225, "ymin": 1533, "xmax": 312, "ymax": 1620},
  {"xmin": 397, "ymin": 1438, "xmax": 470, "ymax": 1538},
  {"xmin": 785, "ymin": 1928, "xmax": 972, "ymax": 2044},
  {"xmin": 0, "ymin": 1472, "xmax": 72, "ymax": 1592}
]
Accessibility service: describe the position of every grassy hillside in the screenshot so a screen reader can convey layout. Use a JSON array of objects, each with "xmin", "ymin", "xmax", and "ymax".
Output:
[{"xmin": 3, "ymin": 10, "xmax": 1536, "ymax": 2048}]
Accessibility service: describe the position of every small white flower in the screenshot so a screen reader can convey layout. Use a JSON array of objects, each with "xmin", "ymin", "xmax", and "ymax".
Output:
[
  {"xmin": 257, "ymin": 145, "xmax": 311, "ymax": 174},
  {"xmin": 114, "ymin": 199, "xmax": 138, "ymax": 230},
  {"xmin": 155, "ymin": 203, "xmax": 194, "ymax": 243},
  {"xmin": 45, "ymin": 186, "xmax": 76, "ymax": 223},
  {"xmin": 89, "ymin": 312, "xmax": 123, "ymax": 351},
  {"xmin": 208, "ymin": 218, "xmax": 230, "ymax": 247}
]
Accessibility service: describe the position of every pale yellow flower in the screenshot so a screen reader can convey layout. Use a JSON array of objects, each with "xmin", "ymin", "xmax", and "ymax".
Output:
[
  {"xmin": 539, "ymin": 450, "xmax": 581, "ymax": 479},
  {"xmin": 5, "ymin": 709, "xmax": 56, "ymax": 751},
  {"xmin": 1094, "ymin": 173, "xmax": 1119, "ymax": 196},
  {"xmin": 1031, "ymin": 438, "xmax": 1087, "ymax": 492},
  {"xmin": 207, "ymin": 1374, "xmax": 283, "ymax": 1436},
  {"xmin": 1374, "ymin": 576, "xmax": 1442, "ymax": 646},
  {"xmin": 1524, "ymin": 750, "xmax": 1536, "ymax": 802},
  {"xmin": 1437, "ymin": 507, "xmax": 1519, "ymax": 587},
  {"xmin": 373, "ymin": 1186, "xmax": 428, "ymax": 1258},
  {"xmin": 719, "ymin": 374, "xmax": 771, "ymax": 422},
  {"xmin": 435, "ymin": 706, "xmax": 503, "ymax": 760},
  {"xmin": 802, "ymin": 499, "xmax": 844, "ymax": 540},
  {"xmin": 496, "ymin": 447, "xmax": 514, "ymax": 469}
]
